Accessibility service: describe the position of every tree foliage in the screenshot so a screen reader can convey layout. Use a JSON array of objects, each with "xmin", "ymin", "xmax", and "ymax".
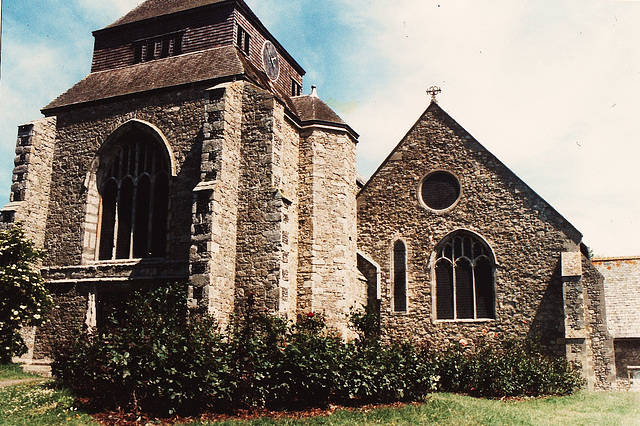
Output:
[{"xmin": 0, "ymin": 224, "xmax": 52, "ymax": 363}]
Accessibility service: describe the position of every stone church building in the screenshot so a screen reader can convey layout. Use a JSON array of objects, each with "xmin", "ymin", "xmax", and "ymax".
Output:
[{"xmin": 1, "ymin": 0, "xmax": 621, "ymax": 389}]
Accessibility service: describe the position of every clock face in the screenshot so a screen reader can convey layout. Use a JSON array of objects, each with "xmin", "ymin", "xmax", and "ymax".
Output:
[{"xmin": 262, "ymin": 40, "xmax": 280, "ymax": 81}]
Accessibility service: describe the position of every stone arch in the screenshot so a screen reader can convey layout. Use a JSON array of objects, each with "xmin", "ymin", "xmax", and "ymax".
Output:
[
  {"xmin": 81, "ymin": 120, "xmax": 174, "ymax": 263},
  {"xmin": 98, "ymin": 119, "xmax": 177, "ymax": 177}
]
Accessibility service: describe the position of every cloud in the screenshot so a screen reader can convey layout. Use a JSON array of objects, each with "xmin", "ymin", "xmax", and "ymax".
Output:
[
  {"xmin": 1, "ymin": 0, "xmax": 639, "ymax": 255},
  {"xmin": 73, "ymin": 0, "xmax": 144, "ymax": 24},
  {"xmin": 324, "ymin": 0, "xmax": 640, "ymax": 255}
]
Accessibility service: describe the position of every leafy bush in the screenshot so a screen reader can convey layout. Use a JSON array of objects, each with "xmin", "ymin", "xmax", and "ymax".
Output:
[
  {"xmin": 469, "ymin": 336, "xmax": 582, "ymax": 397},
  {"xmin": 53, "ymin": 292, "xmax": 582, "ymax": 416},
  {"xmin": 0, "ymin": 224, "xmax": 53, "ymax": 364},
  {"xmin": 52, "ymin": 283, "xmax": 227, "ymax": 415},
  {"xmin": 430, "ymin": 335, "xmax": 582, "ymax": 397}
]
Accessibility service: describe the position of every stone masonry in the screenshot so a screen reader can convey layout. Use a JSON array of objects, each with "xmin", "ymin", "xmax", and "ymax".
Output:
[
  {"xmin": 356, "ymin": 102, "xmax": 614, "ymax": 389},
  {"xmin": 1, "ymin": 0, "xmax": 621, "ymax": 389},
  {"xmin": 2, "ymin": 118, "xmax": 57, "ymax": 247},
  {"xmin": 592, "ymin": 257, "xmax": 640, "ymax": 385}
]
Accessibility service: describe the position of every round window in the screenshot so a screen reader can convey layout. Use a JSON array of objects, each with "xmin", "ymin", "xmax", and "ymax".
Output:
[{"xmin": 421, "ymin": 171, "xmax": 460, "ymax": 210}]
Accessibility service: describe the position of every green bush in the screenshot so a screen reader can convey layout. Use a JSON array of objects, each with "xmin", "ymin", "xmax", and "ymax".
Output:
[
  {"xmin": 469, "ymin": 337, "xmax": 582, "ymax": 397},
  {"xmin": 430, "ymin": 335, "xmax": 583, "ymax": 397},
  {"xmin": 53, "ymin": 292, "xmax": 582, "ymax": 416},
  {"xmin": 52, "ymin": 283, "xmax": 228, "ymax": 415},
  {"xmin": 0, "ymin": 224, "xmax": 53, "ymax": 364}
]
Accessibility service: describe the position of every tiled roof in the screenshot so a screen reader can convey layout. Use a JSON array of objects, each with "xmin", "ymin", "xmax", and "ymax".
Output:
[
  {"xmin": 592, "ymin": 257, "xmax": 640, "ymax": 338},
  {"xmin": 290, "ymin": 95, "xmax": 358, "ymax": 139},
  {"xmin": 43, "ymin": 46, "xmax": 245, "ymax": 112},
  {"xmin": 290, "ymin": 95, "xmax": 346, "ymax": 125},
  {"xmin": 106, "ymin": 0, "xmax": 229, "ymax": 28}
]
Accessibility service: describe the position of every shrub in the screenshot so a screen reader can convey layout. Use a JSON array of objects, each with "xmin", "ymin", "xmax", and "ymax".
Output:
[
  {"xmin": 0, "ymin": 224, "xmax": 53, "ymax": 364},
  {"xmin": 53, "ymin": 294, "xmax": 582, "ymax": 416},
  {"xmin": 265, "ymin": 311, "xmax": 344, "ymax": 408},
  {"xmin": 430, "ymin": 335, "xmax": 583, "ymax": 397},
  {"xmin": 52, "ymin": 283, "xmax": 227, "ymax": 415}
]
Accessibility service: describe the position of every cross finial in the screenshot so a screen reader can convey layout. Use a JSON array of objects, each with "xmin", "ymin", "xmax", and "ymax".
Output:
[{"xmin": 427, "ymin": 86, "xmax": 442, "ymax": 103}]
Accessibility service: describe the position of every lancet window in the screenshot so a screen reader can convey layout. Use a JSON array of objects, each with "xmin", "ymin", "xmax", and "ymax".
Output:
[{"xmin": 393, "ymin": 240, "xmax": 408, "ymax": 312}]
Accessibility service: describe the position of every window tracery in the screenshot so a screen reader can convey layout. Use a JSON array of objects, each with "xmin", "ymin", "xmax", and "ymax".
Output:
[
  {"xmin": 97, "ymin": 131, "xmax": 169, "ymax": 260},
  {"xmin": 434, "ymin": 231, "xmax": 495, "ymax": 320}
]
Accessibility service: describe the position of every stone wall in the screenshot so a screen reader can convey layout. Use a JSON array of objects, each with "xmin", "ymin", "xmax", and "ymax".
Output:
[
  {"xmin": 298, "ymin": 127, "xmax": 361, "ymax": 337},
  {"xmin": 592, "ymin": 257, "xmax": 640, "ymax": 385},
  {"xmin": 190, "ymin": 81, "xmax": 244, "ymax": 325},
  {"xmin": 357, "ymin": 102, "xmax": 613, "ymax": 388},
  {"xmin": 28, "ymin": 86, "xmax": 210, "ymax": 358},
  {"xmin": 273, "ymin": 99, "xmax": 301, "ymax": 320},
  {"xmin": 581, "ymin": 257, "xmax": 615, "ymax": 388},
  {"xmin": 2, "ymin": 117, "xmax": 57, "ymax": 248},
  {"xmin": 233, "ymin": 84, "xmax": 286, "ymax": 315},
  {"xmin": 43, "ymin": 87, "xmax": 207, "ymax": 267},
  {"xmin": 32, "ymin": 283, "xmax": 90, "ymax": 360},
  {"xmin": 592, "ymin": 257, "xmax": 640, "ymax": 339}
]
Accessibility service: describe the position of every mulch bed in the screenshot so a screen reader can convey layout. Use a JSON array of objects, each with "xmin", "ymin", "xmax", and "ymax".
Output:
[{"xmin": 90, "ymin": 401, "xmax": 420, "ymax": 425}]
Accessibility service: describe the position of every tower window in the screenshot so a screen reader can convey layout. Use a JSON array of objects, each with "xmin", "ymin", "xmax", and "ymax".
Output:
[
  {"xmin": 434, "ymin": 231, "xmax": 495, "ymax": 320},
  {"xmin": 97, "ymin": 131, "xmax": 170, "ymax": 260},
  {"xmin": 291, "ymin": 79, "xmax": 302, "ymax": 97},
  {"xmin": 236, "ymin": 24, "xmax": 250, "ymax": 55},
  {"xmin": 133, "ymin": 32, "xmax": 184, "ymax": 64}
]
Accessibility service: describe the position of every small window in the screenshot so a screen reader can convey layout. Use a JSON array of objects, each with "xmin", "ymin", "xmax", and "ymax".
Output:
[
  {"xmin": 133, "ymin": 44, "xmax": 143, "ymax": 63},
  {"xmin": 236, "ymin": 24, "xmax": 250, "ymax": 55},
  {"xmin": 421, "ymin": 171, "xmax": 460, "ymax": 211},
  {"xmin": 145, "ymin": 40, "xmax": 157, "ymax": 61},
  {"xmin": 434, "ymin": 231, "xmax": 495, "ymax": 320},
  {"xmin": 132, "ymin": 33, "xmax": 184, "ymax": 64},
  {"xmin": 393, "ymin": 240, "xmax": 407, "ymax": 312},
  {"xmin": 1, "ymin": 211, "xmax": 15, "ymax": 223},
  {"xmin": 172, "ymin": 33, "xmax": 183, "ymax": 56},
  {"xmin": 291, "ymin": 79, "xmax": 302, "ymax": 97}
]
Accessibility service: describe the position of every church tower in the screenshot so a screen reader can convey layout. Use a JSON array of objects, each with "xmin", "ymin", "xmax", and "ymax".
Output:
[{"xmin": 3, "ymin": 0, "xmax": 363, "ymax": 360}]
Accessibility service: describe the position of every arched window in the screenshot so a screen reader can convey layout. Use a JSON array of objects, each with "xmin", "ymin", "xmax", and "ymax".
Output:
[
  {"xmin": 434, "ymin": 231, "xmax": 495, "ymax": 320},
  {"xmin": 97, "ymin": 130, "xmax": 169, "ymax": 260},
  {"xmin": 393, "ymin": 240, "xmax": 407, "ymax": 312}
]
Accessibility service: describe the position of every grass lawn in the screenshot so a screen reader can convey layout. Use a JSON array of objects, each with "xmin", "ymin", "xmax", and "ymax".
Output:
[
  {"xmin": 0, "ymin": 363, "xmax": 40, "ymax": 380},
  {"xmin": 1, "ymin": 363, "xmax": 638, "ymax": 426},
  {"xmin": 194, "ymin": 392, "xmax": 640, "ymax": 426}
]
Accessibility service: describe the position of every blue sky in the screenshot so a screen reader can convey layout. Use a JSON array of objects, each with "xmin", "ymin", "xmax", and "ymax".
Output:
[{"xmin": 1, "ymin": 0, "xmax": 640, "ymax": 256}]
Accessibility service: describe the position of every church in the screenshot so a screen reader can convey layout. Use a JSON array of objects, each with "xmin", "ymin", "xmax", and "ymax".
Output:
[{"xmin": 1, "ymin": 0, "xmax": 620, "ymax": 390}]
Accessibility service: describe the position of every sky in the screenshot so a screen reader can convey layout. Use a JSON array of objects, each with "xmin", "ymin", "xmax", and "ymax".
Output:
[{"xmin": 1, "ymin": 0, "xmax": 639, "ymax": 257}]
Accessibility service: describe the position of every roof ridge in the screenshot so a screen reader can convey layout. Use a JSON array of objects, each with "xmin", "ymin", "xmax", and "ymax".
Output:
[{"xmin": 105, "ymin": 0, "xmax": 231, "ymax": 29}]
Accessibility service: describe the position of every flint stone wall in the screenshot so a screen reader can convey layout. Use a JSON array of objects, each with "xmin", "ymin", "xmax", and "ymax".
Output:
[
  {"xmin": 357, "ymin": 103, "xmax": 613, "ymax": 388},
  {"xmin": 43, "ymin": 86, "xmax": 206, "ymax": 267}
]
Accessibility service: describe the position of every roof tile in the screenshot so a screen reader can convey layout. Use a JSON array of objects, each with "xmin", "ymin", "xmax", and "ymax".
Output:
[
  {"xmin": 43, "ymin": 46, "xmax": 244, "ymax": 111},
  {"xmin": 107, "ymin": 0, "xmax": 229, "ymax": 28}
]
